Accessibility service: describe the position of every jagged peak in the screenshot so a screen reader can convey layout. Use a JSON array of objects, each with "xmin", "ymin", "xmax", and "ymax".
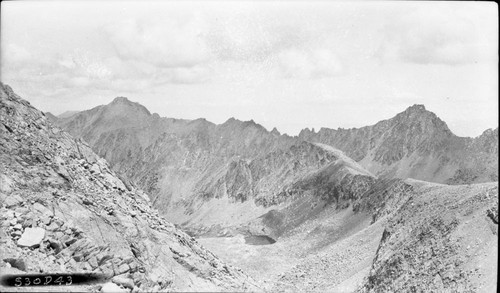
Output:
[
  {"xmin": 298, "ymin": 127, "xmax": 316, "ymax": 136},
  {"xmin": 405, "ymin": 104, "xmax": 427, "ymax": 112},
  {"xmin": 111, "ymin": 96, "xmax": 131, "ymax": 104},
  {"xmin": 219, "ymin": 117, "xmax": 269, "ymax": 133},
  {"xmin": 222, "ymin": 117, "xmax": 253, "ymax": 126},
  {"xmin": 387, "ymin": 104, "xmax": 455, "ymax": 138},
  {"xmin": 106, "ymin": 96, "xmax": 151, "ymax": 116},
  {"xmin": 224, "ymin": 117, "xmax": 238, "ymax": 124},
  {"xmin": 396, "ymin": 104, "xmax": 440, "ymax": 121},
  {"xmin": 479, "ymin": 127, "xmax": 498, "ymax": 137},
  {"xmin": 188, "ymin": 117, "xmax": 215, "ymax": 128},
  {"xmin": 271, "ymin": 127, "xmax": 281, "ymax": 136},
  {"xmin": 243, "ymin": 119, "xmax": 258, "ymax": 126}
]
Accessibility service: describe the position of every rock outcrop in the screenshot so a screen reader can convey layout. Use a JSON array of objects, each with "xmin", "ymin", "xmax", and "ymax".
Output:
[{"xmin": 0, "ymin": 83, "xmax": 259, "ymax": 292}]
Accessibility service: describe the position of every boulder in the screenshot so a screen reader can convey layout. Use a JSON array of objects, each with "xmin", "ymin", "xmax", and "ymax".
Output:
[
  {"xmin": 0, "ymin": 175, "xmax": 14, "ymax": 193},
  {"xmin": 4, "ymin": 193, "xmax": 23, "ymax": 208},
  {"xmin": 101, "ymin": 282, "xmax": 130, "ymax": 293},
  {"xmin": 47, "ymin": 238, "xmax": 64, "ymax": 254},
  {"xmin": 3, "ymin": 258, "xmax": 26, "ymax": 271},
  {"xmin": 17, "ymin": 227, "xmax": 46, "ymax": 248},
  {"xmin": 112, "ymin": 275, "xmax": 135, "ymax": 289},
  {"xmin": 90, "ymin": 164, "xmax": 101, "ymax": 174}
]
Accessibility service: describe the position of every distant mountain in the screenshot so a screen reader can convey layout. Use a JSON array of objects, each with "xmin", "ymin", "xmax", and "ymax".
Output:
[
  {"xmin": 55, "ymin": 99, "xmax": 298, "ymax": 221},
  {"xmin": 0, "ymin": 83, "xmax": 258, "ymax": 292},
  {"xmin": 298, "ymin": 104, "xmax": 498, "ymax": 184},
  {"xmin": 44, "ymin": 111, "xmax": 58, "ymax": 122},
  {"xmin": 54, "ymin": 97, "xmax": 498, "ymax": 234},
  {"xmin": 58, "ymin": 110, "xmax": 80, "ymax": 119}
]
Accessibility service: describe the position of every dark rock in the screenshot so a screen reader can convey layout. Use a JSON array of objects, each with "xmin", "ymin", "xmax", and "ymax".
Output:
[
  {"xmin": 47, "ymin": 238, "xmax": 63, "ymax": 254},
  {"xmin": 3, "ymin": 258, "xmax": 26, "ymax": 271}
]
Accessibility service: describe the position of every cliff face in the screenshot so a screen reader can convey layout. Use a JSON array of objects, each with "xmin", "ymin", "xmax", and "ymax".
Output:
[
  {"xmin": 298, "ymin": 105, "xmax": 498, "ymax": 184},
  {"xmin": 0, "ymin": 83, "xmax": 259, "ymax": 292}
]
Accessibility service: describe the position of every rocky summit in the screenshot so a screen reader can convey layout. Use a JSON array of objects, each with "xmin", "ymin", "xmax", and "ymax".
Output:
[{"xmin": 0, "ymin": 83, "xmax": 259, "ymax": 292}]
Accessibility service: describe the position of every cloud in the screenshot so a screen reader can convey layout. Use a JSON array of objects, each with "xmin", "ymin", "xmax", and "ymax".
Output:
[
  {"xmin": 377, "ymin": 4, "xmax": 497, "ymax": 65},
  {"xmin": 2, "ymin": 43, "xmax": 32, "ymax": 65},
  {"xmin": 276, "ymin": 48, "xmax": 343, "ymax": 79},
  {"xmin": 168, "ymin": 66, "xmax": 212, "ymax": 84},
  {"xmin": 58, "ymin": 49, "xmax": 112, "ymax": 80},
  {"xmin": 205, "ymin": 9, "xmax": 313, "ymax": 65},
  {"xmin": 101, "ymin": 15, "xmax": 216, "ymax": 85},
  {"xmin": 106, "ymin": 16, "xmax": 212, "ymax": 69}
]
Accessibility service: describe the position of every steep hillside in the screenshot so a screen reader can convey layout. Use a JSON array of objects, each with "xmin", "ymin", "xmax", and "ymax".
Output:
[
  {"xmin": 359, "ymin": 180, "xmax": 498, "ymax": 292},
  {"xmin": 298, "ymin": 104, "xmax": 498, "ymax": 184},
  {"xmin": 0, "ymin": 83, "xmax": 259, "ymax": 292}
]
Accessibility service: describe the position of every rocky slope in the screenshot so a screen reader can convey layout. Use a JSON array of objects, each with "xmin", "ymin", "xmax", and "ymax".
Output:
[
  {"xmin": 0, "ymin": 83, "xmax": 259, "ymax": 292},
  {"xmin": 298, "ymin": 104, "xmax": 498, "ymax": 185},
  {"xmin": 359, "ymin": 180, "xmax": 498, "ymax": 292}
]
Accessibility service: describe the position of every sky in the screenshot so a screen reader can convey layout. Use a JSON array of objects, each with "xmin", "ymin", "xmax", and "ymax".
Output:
[{"xmin": 1, "ymin": 1, "xmax": 498, "ymax": 137}]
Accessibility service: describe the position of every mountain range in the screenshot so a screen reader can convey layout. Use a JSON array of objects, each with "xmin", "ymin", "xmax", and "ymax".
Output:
[
  {"xmin": 48, "ymin": 96, "xmax": 498, "ymax": 232},
  {"xmin": 1, "ymin": 82, "xmax": 497, "ymax": 292}
]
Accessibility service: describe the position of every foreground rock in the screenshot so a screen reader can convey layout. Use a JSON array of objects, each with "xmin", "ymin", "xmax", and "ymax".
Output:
[
  {"xmin": 101, "ymin": 282, "xmax": 129, "ymax": 293},
  {"xmin": 0, "ymin": 83, "xmax": 259, "ymax": 292},
  {"xmin": 17, "ymin": 227, "xmax": 46, "ymax": 248}
]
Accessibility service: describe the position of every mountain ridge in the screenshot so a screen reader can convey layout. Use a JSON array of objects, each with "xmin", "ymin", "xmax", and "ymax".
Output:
[
  {"xmin": 53, "ymin": 97, "xmax": 497, "ymax": 186},
  {"xmin": 53, "ymin": 99, "xmax": 495, "ymax": 139}
]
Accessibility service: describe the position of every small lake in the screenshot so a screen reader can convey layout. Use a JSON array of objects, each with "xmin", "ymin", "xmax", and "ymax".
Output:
[{"xmin": 244, "ymin": 235, "xmax": 276, "ymax": 245}]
